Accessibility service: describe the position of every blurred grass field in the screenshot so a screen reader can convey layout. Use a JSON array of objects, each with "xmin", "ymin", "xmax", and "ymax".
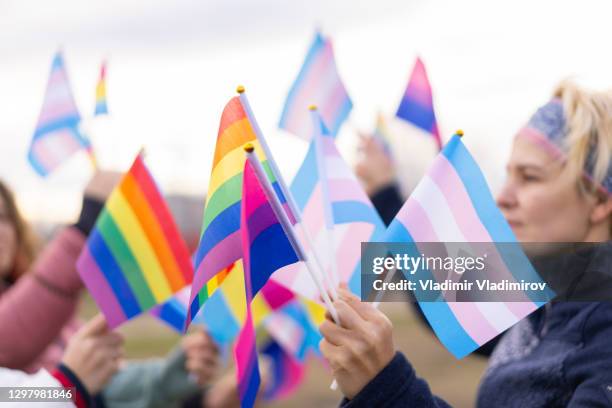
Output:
[{"xmin": 78, "ymin": 296, "xmax": 486, "ymax": 407}]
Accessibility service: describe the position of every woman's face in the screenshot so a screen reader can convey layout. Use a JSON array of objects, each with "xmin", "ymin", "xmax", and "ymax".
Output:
[
  {"xmin": 497, "ymin": 138, "xmax": 598, "ymax": 242},
  {"xmin": 0, "ymin": 195, "xmax": 17, "ymax": 278}
]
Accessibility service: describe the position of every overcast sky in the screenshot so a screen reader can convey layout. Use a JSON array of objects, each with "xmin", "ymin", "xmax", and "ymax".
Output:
[{"xmin": 1, "ymin": 0, "xmax": 611, "ymax": 222}]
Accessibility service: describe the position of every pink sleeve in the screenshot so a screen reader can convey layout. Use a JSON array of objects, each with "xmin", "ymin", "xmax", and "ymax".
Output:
[{"xmin": 0, "ymin": 227, "xmax": 86, "ymax": 370}]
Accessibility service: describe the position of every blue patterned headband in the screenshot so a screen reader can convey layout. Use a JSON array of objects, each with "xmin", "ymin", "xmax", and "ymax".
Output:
[{"xmin": 517, "ymin": 99, "xmax": 612, "ymax": 195}]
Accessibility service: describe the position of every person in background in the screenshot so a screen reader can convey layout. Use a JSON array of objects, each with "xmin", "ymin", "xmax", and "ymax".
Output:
[
  {"xmin": 0, "ymin": 172, "xmax": 220, "ymax": 408},
  {"xmin": 324, "ymin": 80, "xmax": 612, "ymax": 407}
]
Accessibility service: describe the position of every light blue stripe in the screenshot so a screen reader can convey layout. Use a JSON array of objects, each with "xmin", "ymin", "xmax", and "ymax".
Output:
[
  {"xmin": 290, "ymin": 143, "xmax": 317, "ymax": 210},
  {"xmin": 332, "ymin": 201, "xmax": 384, "ymax": 227},
  {"xmin": 199, "ymin": 292, "xmax": 240, "ymax": 345},
  {"xmin": 328, "ymin": 96, "xmax": 353, "ymax": 137}
]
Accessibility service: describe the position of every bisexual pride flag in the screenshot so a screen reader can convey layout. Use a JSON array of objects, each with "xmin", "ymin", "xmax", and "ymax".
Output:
[{"xmin": 395, "ymin": 57, "xmax": 442, "ymax": 150}]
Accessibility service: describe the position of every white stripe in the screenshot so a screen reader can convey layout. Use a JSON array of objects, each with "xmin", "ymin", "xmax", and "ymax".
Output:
[{"xmin": 475, "ymin": 302, "xmax": 520, "ymax": 333}]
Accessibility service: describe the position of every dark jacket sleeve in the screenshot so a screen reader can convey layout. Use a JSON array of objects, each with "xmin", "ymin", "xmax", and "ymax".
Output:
[
  {"xmin": 339, "ymin": 352, "xmax": 452, "ymax": 408},
  {"xmin": 565, "ymin": 303, "xmax": 612, "ymax": 407},
  {"xmin": 370, "ymin": 184, "xmax": 404, "ymax": 226}
]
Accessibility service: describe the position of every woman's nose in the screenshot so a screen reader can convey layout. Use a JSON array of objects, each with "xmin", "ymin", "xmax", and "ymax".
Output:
[{"xmin": 497, "ymin": 180, "xmax": 518, "ymax": 210}]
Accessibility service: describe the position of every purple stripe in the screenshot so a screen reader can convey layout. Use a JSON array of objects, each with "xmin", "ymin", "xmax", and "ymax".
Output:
[
  {"xmin": 246, "ymin": 204, "xmax": 278, "ymax": 244},
  {"xmin": 190, "ymin": 230, "xmax": 242, "ymax": 301},
  {"xmin": 77, "ymin": 247, "xmax": 127, "ymax": 328}
]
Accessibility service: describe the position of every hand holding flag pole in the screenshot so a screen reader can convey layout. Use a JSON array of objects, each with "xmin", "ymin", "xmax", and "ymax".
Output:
[
  {"xmin": 238, "ymin": 86, "xmax": 339, "ymax": 300},
  {"xmin": 244, "ymin": 144, "xmax": 340, "ymax": 325}
]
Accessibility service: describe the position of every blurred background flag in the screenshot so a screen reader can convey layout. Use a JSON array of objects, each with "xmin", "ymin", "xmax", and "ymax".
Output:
[
  {"xmin": 385, "ymin": 132, "xmax": 554, "ymax": 358},
  {"xmin": 278, "ymin": 31, "xmax": 352, "ymax": 140},
  {"xmin": 395, "ymin": 57, "xmax": 442, "ymax": 150},
  {"xmin": 94, "ymin": 60, "xmax": 109, "ymax": 116},
  {"xmin": 77, "ymin": 153, "xmax": 193, "ymax": 328},
  {"xmin": 235, "ymin": 156, "xmax": 300, "ymax": 408},
  {"xmin": 27, "ymin": 51, "xmax": 91, "ymax": 176},
  {"xmin": 273, "ymin": 109, "xmax": 386, "ymax": 298},
  {"xmin": 187, "ymin": 95, "xmax": 290, "ymax": 327}
]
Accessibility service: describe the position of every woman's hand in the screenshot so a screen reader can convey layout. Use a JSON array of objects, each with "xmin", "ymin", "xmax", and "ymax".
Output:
[
  {"xmin": 182, "ymin": 329, "xmax": 220, "ymax": 386},
  {"xmin": 61, "ymin": 314, "xmax": 124, "ymax": 394},
  {"xmin": 319, "ymin": 288, "xmax": 395, "ymax": 399},
  {"xmin": 355, "ymin": 134, "xmax": 396, "ymax": 196}
]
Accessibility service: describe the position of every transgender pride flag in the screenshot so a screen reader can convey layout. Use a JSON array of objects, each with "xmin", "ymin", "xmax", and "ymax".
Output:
[
  {"xmin": 385, "ymin": 133, "xmax": 554, "ymax": 358},
  {"xmin": 273, "ymin": 110, "xmax": 386, "ymax": 299},
  {"xmin": 279, "ymin": 32, "xmax": 352, "ymax": 140},
  {"xmin": 395, "ymin": 57, "xmax": 442, "ymax": 150},
  {"xmin": 28, "ymin": 51, "xmax": 90, "ymax": 176}
]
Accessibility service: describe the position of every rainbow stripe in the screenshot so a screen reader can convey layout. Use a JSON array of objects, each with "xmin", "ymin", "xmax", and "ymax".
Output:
[
  {"xmin": 28, "ymin": 51, "xmax": 90, "ymax": 177},
  {"xmin": 279, "ymin": 32, "xmax": 352, "ymax": 140},
  {"xmin": 273, "ymin": 111, "xmax": 386, "ymax": 299},
  {"xmin": 77, "ymin": 154, "xmax": 193, "ymax": 328},
  {"xmin": 385, "ymin": 134, "xmax": 554, "ymax": 358},
  {"xmin": 395, "ymin": 57, "xmax": 442, "ymax": 150},
  {"xmin": 94, "ymin": 61, "xmax": 108, "ymax": 116},
  {"xmin": 187, "ymin": 96, "xmax": 288, "ymax": 326}
]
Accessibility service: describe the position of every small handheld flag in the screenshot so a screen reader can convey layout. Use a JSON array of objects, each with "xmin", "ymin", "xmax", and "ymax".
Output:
[
  {"xmin": 385, "ymin": 131, "xmax": 554, "ymax": 358},
  {"xmin": 28, "ymin": 51, "xmax": 90, "ymax": 176},
  {"xmin": 395, "ymin": 57, "xmax": 442, "ymax": 150},
  {"xmin": 94, "ymin": 61, "xmax": 108, "ymax": 116},
  {"xmin": 279, "ymin": 31, "xmax": 352, "ymax": 140},
  {"xmin": 77, "ymin": 153, "xmax": 193, "ymax": 328}
]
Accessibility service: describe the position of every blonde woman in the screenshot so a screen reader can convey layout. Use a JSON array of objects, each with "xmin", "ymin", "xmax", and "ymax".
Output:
[{"xmin": 322, "ymin": 81, "xmax": 612, "ymax": 407}]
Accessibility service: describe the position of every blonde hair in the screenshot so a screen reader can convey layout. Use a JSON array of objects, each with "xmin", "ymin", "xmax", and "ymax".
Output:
[
  {"xmin": 553, "ymin": 80, "xmax": 612, "ymax": 194},
  {"xmin": 553, "ymin": 80, "xmax": 612, "ymax": 236}
]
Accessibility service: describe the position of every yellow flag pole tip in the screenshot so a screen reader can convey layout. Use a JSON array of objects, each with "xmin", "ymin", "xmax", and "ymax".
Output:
[
  {"xmin": 455, "ymin": 129, "xmax": 464, "ymax": 137},
  {"xmin": 308, "ymin": 104, "xmax": 318, "ymax": 111},
  {"xmin": 236, "ymin": 85, "xmax": 245, "ymax": 94},
  {"xmin": 244, "ymin": 143, "xmax": 255, "ymax": 153}
]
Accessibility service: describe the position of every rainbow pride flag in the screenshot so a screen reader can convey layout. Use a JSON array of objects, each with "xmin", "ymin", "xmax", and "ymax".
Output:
[
  {"xmin": 187, "ymin": 96, "xmax": 289, "ymax": 327},
  {"xmin": 273, "ymin": 110, "xmax": 386, "ymax": 299},
  {"xmin": 235, "ymin": 158, "xmax": 299, "ymax": 408},
  {"xmin": 77, "ymin": 153, "xmax": 193, "ymax": 328},
  {"xmin": 395, "ymin": 57, "xmax": 442, "ymax": 150},
  {"xmin": 94, "ymin": 61, "xmax": 108, "ymax": 116},
  {"xmin": 385, "ymin": 133, "xmax": 554, "ymax": 358},
  {"xmin": 279, "ymin": 32, "xmax": 352, "ymax": 140},
  {"xmin": 28, "ymin": 51, "xmax": 91, "ymax": 176}
]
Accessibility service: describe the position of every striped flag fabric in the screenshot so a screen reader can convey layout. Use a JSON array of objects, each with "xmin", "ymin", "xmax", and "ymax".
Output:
[
  {"xmin": 260, "ymin": 337, "xmax": 306, "ymax": 401},
  {"xmin": 395, "ymin": 57, "xmax": 442, "ymax": 150},
  {"xmin": 279, "ymin": 31, "xmax": 352, "ymax": 140},
  {"xmin": 235, "ymin": 158, "xmax": 300, "ymax": 408},
  {"xmin": 187, "ymin": 96, "xmax": 289, "ymax": 327},
  {"xmin": 77, "ymin": 153, "xmax": 193, "ymax": 328},
  {"xmin": 385, "ymin": 133, "xmax": 554, "ymax": 358},
  {"xmin": 94, "ymin": 61, "xmax": 108, "ymax": 116},
  {"xmin": 272, "ymin": 110, "xmax": 386, "ymax": 299},
  {"xmin": 371, "ymin": 112, "xmax": 393, "ymax": 157},
  {"xmin": 28, "ymin": 51, "xmax": 91, "ymax": 176}
]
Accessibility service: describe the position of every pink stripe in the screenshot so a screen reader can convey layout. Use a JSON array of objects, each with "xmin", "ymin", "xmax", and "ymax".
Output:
[
  {"xmin": 327, "ymin": 179, "xmax": 371, "ymax": 204},
  {"xmin": 321, "ymin": 80, "xmax": 349, "ymax": 131},
  {"xmin": 446, "ymin": 302, "xmax": 499, "ymax": 345},
  {"xmin": 504, "ymin": 301, "xmax": 537, "ymax": 317},
  {"xmin": 32, "ymin": 130, "xmax": 81, "ymax": 171},
  {"xmin": 235, "ymin": 310, "xmax": 256, "ymax": 373},
  {"xmin": 243, "ymin": 163, "xmax": 268, "ymax": 219},
  {"xmin": 399, "ymin": 199, "xmax": 440, "ymax": 242},
  {"xmin": 191, "ymin": 231, "xmax": 242, "ymax": 301},
  {"xmin": 77, "ymin": 247, "xmax": 126, "ymax": 328},
  {"xmin": 302, "ymin": 185, "xmax": 325, "ymax": 234},
  {"xmin": 321, "ymin": 136, "xmax": 338, "ymax": 156},
  {"xmin": 37, "ymin": 102, "xmax": 79, "ymax": 125}
]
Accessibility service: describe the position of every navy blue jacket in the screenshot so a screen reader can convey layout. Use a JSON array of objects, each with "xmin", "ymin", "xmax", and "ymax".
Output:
[{"xmin": 340, "ymin": 240, "xmax": 612, "ymax": 407}]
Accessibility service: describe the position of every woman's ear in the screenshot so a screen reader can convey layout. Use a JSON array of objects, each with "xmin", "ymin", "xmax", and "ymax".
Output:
[{"xmin": 589, "ymin": 194, "xmax": 612, "ymax": 225}]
